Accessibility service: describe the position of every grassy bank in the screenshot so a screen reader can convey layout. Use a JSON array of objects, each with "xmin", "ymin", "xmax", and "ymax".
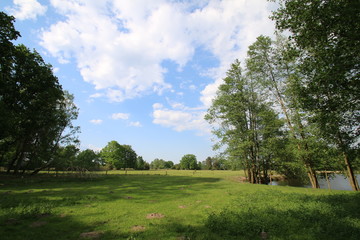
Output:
[{"xmin": 0, "ymin": 170, "xmax": 359, "ymax": 239}]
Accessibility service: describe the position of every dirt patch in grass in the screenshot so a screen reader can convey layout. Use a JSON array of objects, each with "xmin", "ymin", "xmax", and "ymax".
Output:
[
  {"xmin": 124, "ymin": 196, "xmax": 133, "ymax": 199},
  {"xmin": 131, "ymin": 225, "xmax": 146, "ymax": 232},
  {"xmin": 204, "ymin": 205, "xmax": 212, "ymax": 208},
  {"xmin": 146, "ymin": 213, "xmax": 165, "ymax": 219},
  {"xmin": 178, "ymin": 205, "xmax": 186, "ymax": 209},
  {"xmin": 5, "ymin": 218, "xmax": 19, "ymax": 225},
  {"xmin": 29, "ymin": 221, "xmax": 47, "ymax": 227},
  {"xmin": 79, "ymin": 231, "xmax": 103, "ymax": 239}
]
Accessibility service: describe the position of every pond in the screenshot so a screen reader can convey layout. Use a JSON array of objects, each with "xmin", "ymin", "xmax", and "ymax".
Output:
[{"xmin": 269, "ymin": 174, "xmax": 360, "ymax": 191}]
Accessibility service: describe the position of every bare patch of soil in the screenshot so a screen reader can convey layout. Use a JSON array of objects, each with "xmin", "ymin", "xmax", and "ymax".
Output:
[
  {"xmin": 124, "ymin": 196, "xmax": 133, "ymax": 199},
  {"xmin": 131, "ymin": 225, "xmax": 146, "ymax": 232},
  {"xmin": 178, "ymin": 205, "xmax": 186, "ymax": 209},
  {"xmin": 79, "ymin": 231, "xmax": 103, "ymax": 239},
  {"xmin": 146, "ymin": 213, "xmax": 165, "ymax": 219},
  {"xmin": 204, "ymin": 205, "xmax": 212, "ymax": 208},
  {"xmin": 5, "ymin": 218, "xmax": 19, "ymax": 225},
  {"xmin": 29, "ymin": 221, "xmax": 47, "ymax": 227}
]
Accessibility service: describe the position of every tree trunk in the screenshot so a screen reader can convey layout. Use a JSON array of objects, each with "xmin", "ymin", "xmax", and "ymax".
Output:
[
  {"xmin": 266, "ymin": 62, "xmax": 319, "ymax": 188},
  {"xmin": 342, "ymin": 151, "xmax": 359, "ymax": 191},
  {"xmin": 337, "ymin": 133, "xmax": 359, "ymax": 191}
]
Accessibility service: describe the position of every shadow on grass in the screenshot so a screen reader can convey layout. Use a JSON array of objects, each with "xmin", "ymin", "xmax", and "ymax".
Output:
[
  {"xmin": 0, "ymin": 211, "xmax": 128, "ymax": 240},
  {"xmin": 0, "ymin": 174, "xmax": 222, "ymax": 208},
  {"xmin": 205, "ymin": 190, "xmax": 360, "ymax": 240},
  {"xmin": 0, "ymin": 174, "xmax": 223, "ymax": 240}
]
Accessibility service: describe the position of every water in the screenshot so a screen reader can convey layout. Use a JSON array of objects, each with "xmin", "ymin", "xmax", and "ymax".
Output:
[{"xmin": 269, "ymin": 174, "xmax": 360, "ymax": 191}]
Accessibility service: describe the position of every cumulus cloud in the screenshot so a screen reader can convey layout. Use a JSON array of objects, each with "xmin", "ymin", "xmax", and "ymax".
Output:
[
  {"xmin": 111, "ymin": 113, "xmax": 130, "ymax": 120},
  {"xmin": 90, "ymin": 119, "xmax": 103, "ymax": 125},
  {"xmin": 39, "ymin": 0, "xmax": 276, "ymax": 133},
  {"xmin": 7, "ymin": 0, "xmax": 47, "ymax": 20},
  {"xmin": 129, "ymin": 121, "xmax": 142, "ymax": 127},
  {"xmin": 152, "ymin": 103, "xmax": 210, "ymax": 135}
]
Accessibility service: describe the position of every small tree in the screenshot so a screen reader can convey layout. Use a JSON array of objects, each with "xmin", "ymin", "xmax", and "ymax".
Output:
[
  {"xmin": 180, "ymin": 154, "xmax": 198, "ymax": 170},
  {"xmin": 150, "ymin": 158, "xmax": 166, "ymax": 170},
  {"xmin": 76, "ymin": 149, "xmax": 101, "ymax": 171}
]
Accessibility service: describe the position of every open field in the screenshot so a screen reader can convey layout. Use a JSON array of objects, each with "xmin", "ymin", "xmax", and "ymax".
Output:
[{"xmin": 1, "ymin": 170, "xmax": 360, "ymax": 240}]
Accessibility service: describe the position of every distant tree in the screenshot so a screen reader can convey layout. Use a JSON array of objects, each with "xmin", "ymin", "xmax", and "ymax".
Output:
[
  {"xmin": 164, "ymin": 161, "xmax": 174, "ymax": 169},
  {"xmin": 52, "ymin": 145, "xmax": 79, "ymax": 170},
  {"xmin": 100, "ymin": 141, "xmax": 122, "ymax": 170},
  {"xmin": 100, "ymin": 141, "xmax": 137, "ymax": 170},
  {"xmin": 144, "ymin": 162, "xmax": 150, "ymax": 170},
  {"xmin": 205, "ymin": 157, "xmax": 213, "ymax": 170},
  {"xmin": 180, "ymin": 154, "xmax": 198, "ymax": 170},
  {"xmin": 75, "ymin": 149, "xmax": 101, "ymax": 171},
  {"xmin": 135, "ymin": 156, "xmax": 146, "ymax": 170},
  {"xmin": 150, "ymin": 158, "xmax": 166, "ymax": 170},
  {"xmin": 121, "ymin": 145, "xmax": 137, "ymax": 169}
]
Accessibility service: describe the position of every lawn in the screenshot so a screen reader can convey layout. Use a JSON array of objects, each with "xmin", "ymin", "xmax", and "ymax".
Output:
[{"xmin": 0, "ymin": 170, "xmax": 359, "ymax": 240}]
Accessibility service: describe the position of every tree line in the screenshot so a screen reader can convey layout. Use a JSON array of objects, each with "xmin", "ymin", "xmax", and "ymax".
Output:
[{"xmin": 205, "ymin": 0, "xmax": 359, "ymax": 190}]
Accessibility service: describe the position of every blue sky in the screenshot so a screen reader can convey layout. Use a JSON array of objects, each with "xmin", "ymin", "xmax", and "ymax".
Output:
[{"xmin": 1, "ymin": 0, "xmax": 276, "ymax": 164}]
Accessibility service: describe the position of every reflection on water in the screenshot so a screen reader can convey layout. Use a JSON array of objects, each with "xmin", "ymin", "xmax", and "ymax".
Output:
[{"xmin": 269, "ymin": 174, "xmax": 360, "ymax": 191}]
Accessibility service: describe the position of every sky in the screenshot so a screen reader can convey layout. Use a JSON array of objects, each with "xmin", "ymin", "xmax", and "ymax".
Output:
[{"xmin": 1, "ymin": 0, "xmax": 277, "ymax": 164}]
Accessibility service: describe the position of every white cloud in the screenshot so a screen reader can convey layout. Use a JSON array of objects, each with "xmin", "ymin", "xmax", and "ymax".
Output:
[
  {"xmin": 90, "ymin": 119, "xmax": 103, "ymax": 125},
  {"xmin": 152, "ymin": 103, "xmax": 210, "ymax": 135},
  {"xmin": 7, "ymin": 0, "xmax": 47, "ymax": 20},
  {"xmin": 85, "ymin": 144, "xmax": 102, "ymax": 152},
  {"xmin": 89, "ymin": 93, "xmax": 103, "ymax": 99},
  {"xmin": 40, "ymin": 0, "xmax": 276, "ymax": 133},
  {"xmin": 111, "ymin": 113, "xmax": 130, "ymax": 120},
  {"xmin": 129, "ymin": 121, "xmax": 142, "ymax": 127}
]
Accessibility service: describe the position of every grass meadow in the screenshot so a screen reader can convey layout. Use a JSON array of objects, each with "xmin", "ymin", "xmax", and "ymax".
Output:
[{"xmin": 1, "ymin": 170, "xmax": 360, "ymax": 240}]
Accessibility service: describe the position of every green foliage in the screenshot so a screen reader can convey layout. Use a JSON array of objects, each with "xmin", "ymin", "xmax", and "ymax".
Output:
[
  {"xmin": 150, "ymin": 158, "xmax": 166, "ymax": 169},
  {"xmin": 100, "ymin": 141, "xmax": 137, "ymax": 170},
  {"xmin": 75, "ymin": 149, "xmax": 101, "ymax": 170},
  {"xmin": 205, "ymin": 60, "xmax": 284, "ymax": 183},
  {"xmin": 0, "ymin": 12, "xmax": 79, "ymax": 174},
  {"xmin": 53, "ymin": 145, "xmax": 79, "ymax": 170},
  {"xmin": 180, "ymin": 154, "xmax": 198, "ymax": 170},
  {"xmin": 135, "ymin": 156, "xmax": 149, "ymax": 170},
  {"xmin": 272, "ymin": 0, "xmax": 360, "ymax": 189}
]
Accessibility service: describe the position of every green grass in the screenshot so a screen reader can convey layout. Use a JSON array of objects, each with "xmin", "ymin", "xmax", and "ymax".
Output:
[{"xmin": 0, "ymin": 170, "xmax": 359, "ymax": 239}]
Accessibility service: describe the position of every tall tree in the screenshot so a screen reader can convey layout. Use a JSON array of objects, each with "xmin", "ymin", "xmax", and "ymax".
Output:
[
  {"xmin": 272, "ymin": 0, "xmax": 360, "ymax": 190},
  {"xmin": 205, "ymin": 60, "xmax": 283, "ymax": 183},
  {"xmin": 246, "ymin": 35, "xmax": 319, "ymax": 188},
  {"xmin": 0, "ymin": 12, "xmax": 79, "ymax": 174}
]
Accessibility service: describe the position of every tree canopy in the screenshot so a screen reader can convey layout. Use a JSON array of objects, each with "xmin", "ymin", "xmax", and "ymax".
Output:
[
  {"xmin": 0, "ymin": 12, "xmax": 79, "ymax": 174},
  {"xmin": 271, "ymin": 0, "xmax": 359, "ymax": 190}
]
